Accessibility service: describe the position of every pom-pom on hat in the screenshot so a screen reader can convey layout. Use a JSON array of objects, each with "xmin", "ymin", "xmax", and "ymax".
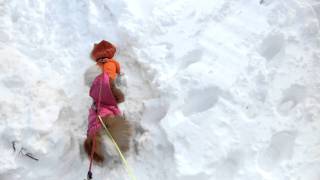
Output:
[{"xmin": 91, "ymin": 40, "xmax": 116, "ymax": 61}]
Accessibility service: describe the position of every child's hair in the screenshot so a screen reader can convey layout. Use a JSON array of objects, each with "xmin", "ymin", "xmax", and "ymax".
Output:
[{"xmin": 91, "ymin": 40, "xmax": 116, "ymax": 61}]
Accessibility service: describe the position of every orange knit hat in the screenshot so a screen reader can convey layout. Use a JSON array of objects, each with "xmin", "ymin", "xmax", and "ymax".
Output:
[{"xmin": 91, "ymin": 40, "xmax": 116, "ymax": 61}]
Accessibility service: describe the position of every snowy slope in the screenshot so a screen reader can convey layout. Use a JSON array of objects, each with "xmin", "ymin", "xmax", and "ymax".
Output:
[{"xmin": 0, "ymin": 0, "xmax": 320, "ymax": 180}]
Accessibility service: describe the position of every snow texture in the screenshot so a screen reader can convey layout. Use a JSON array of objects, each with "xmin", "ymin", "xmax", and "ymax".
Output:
[{"xmin": 0, "ymin": 0, "xmax": 320, "ymax": 180}]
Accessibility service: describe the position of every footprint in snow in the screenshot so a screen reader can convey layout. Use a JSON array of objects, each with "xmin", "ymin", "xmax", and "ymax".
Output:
[
  {"xmin": 277, "ymin": 84, "xmax": 306, "ymax": 115},
  {"xmin": 258, "ymin": 130, "xmax": 297, "ymax": 171}
]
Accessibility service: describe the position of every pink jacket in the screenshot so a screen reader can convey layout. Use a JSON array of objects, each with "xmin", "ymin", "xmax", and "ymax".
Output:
[{"xmin": 87, "ymin": 73, "xmax": 121, "ymax": 136}]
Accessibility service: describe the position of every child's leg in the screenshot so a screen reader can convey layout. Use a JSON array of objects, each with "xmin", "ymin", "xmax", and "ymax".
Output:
[
  {"xmin": 102, "ymin": 115, "xmax": 132, "ymax": 152},
  {"xmin": 93, "ymin": 133, "xmax": 104, "ymax": 162},
  {"xmin": 84, "ymin": 132, "xmax": 105, "ymax": 162}
]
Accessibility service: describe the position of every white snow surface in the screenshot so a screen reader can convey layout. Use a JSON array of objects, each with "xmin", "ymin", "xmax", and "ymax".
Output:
[{"xmin": 0, "ymin": 0, "xmax": 320, "ymax": 179}]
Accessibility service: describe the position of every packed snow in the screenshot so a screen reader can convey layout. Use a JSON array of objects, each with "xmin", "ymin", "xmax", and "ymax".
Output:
[{"xmin": 0, "ymin": 0, "xmax": 320, "ymax": 180}]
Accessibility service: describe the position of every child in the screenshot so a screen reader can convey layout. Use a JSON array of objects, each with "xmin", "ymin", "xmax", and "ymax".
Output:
[{"xmin": 84, "ymin": 40, "xmax": 131, "ymax": 163}]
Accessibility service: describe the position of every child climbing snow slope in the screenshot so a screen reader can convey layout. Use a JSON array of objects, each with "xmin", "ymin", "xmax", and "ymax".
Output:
[{"xmin": 84, "ymin": 40, "xmax": 131, "ymax": 164}]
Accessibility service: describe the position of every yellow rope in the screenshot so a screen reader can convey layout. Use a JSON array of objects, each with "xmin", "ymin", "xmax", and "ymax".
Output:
[{"xmin": 97, "ymin": 115, "xmax": 137, "ymax": 180}]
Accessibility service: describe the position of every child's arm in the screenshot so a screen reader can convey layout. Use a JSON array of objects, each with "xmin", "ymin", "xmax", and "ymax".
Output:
[{"xmin": 109, "ymin": 80, "xmax": 125, "ymax": 103}]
